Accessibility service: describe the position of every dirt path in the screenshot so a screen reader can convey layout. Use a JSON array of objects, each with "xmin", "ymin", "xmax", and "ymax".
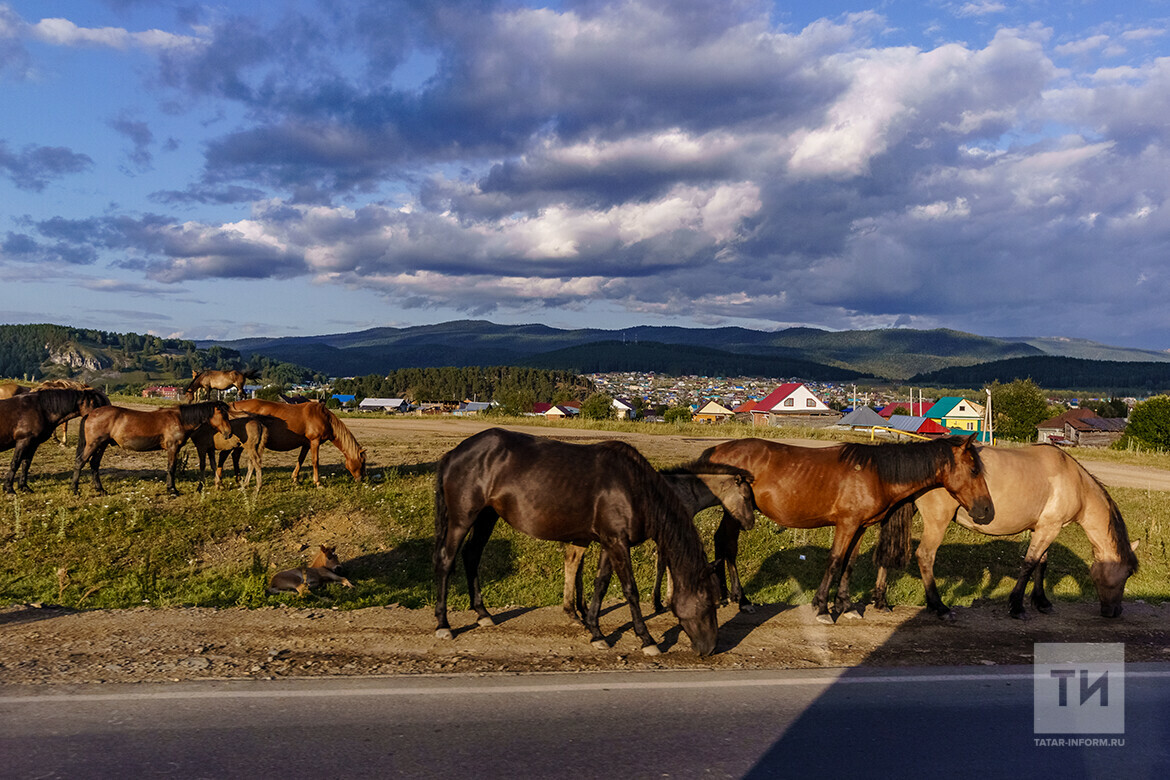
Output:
[{"xmin": 3, "ymin": 418, "xmax": 1168, "ymax": 688}]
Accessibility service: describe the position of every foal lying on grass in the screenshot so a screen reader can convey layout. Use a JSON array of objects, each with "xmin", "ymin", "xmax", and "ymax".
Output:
[{"xmin": 267, "ymin": 545, "xmax": 354, "ymax": 596}]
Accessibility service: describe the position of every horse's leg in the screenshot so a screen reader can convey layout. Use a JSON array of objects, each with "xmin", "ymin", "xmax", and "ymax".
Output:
[
  {"xmin": 604, "ymin": 541, "xmax": 660, "ymax": 655},
  {"xmin": 165, "ymin": 445, "xmax": 181, "ymax": 495},
  {"xmin": 1030, "ymin": 551, "xmax": 1054, "ymax": 614},
  {"xmin": 292, "ymin": 445, "xmax": 308, "ymax": 484},
  {"xmin": 563, "ymin": 543, "xmax": 588, "ymax": 624},
  {"xmin": 309, "ymin": 439, "xmax": 322, "ymax": 486},
  {"xmin": 4, "ymin": 444, "xmax": 24, "ymax": 493},
  {"xmin": 714, "ymin": 510, "xmax": 753, "ymax": 611},
  {"xmin": 834, "ymin": 526, "xmax": 868, "ymax": 619},
  {"xmin": 1009, "ymin": 526, "xmax": 1062, "ymax": 619},
  {"xmin": 460, "ymin": 511, "xmax": 499, "ymax": 627},
  {"xmin": 584, "ymin": 550, "xmax": 615, "ymax": 648},
  {"xmin": 873, "ymin": 565, "xmax": 890, "ymax": 611},
  {"xmin": 214, "ymin": 450, "xmax": 229, "ymax": 489},
  {"xmin": 230, "ymin": 449, "xmax": 242, "ymax": 484},
  {"xmin": 652, "ymin": 547, "xmax": 669, "ymax": 614},
  {"xmin": 88, "ymin": 442, "xmax": 109, "ymax": 495},
  {"xmin": 915, "ymin": 510, "xmax": 953, "ymax": 618},
  {"xmin": 813, "ymin": 523, "xmax": 862, "ymax": 624},
  {"xmin": 433, "ymin": 500, "xmax": 477, "ymax": 641}
]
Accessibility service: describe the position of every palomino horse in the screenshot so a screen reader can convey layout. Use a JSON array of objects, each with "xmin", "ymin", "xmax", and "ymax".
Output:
[
  {"xmin": 559, "ymin": 461, "xmax": 755, "ymax": 624},
  {"xmin": 267, "ymin": 545, "xmax": 354, "ymax": 595},
  {"xmin": 72, "ymin": 401, "xmax": 232, "ymax": 496},
  {"xmin": 191, "ymin": 411, "xmax": 269, "ymax": 495},
  {"xmin": 0, "ymin": 382, "xmax": 30, "ymax": 400},
  {"xmin": 230, "ymin": 399, "xmax": 365, "ymax": 485},
  {"xmin": 878, "ymin": 444, "xmax": 1139, "ymax": 619},
  {"xmin": 699, "ymin": 435, "xmax": 994, "ymax": 623},
  {"xmin": 184, "ymin": 369, "xmax": 255, "ymax": 402},
  {"xmin": 434, "ymin": 428, "xmax": 722, "ymax": 656},
  {"xmin": 1, "ymin": 387, "xmax": 110, "ymax": 493}
]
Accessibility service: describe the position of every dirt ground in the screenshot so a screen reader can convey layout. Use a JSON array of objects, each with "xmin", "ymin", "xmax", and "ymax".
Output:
[{"xmin": 2, "ymin": 417, "xmax": 1168, "ymax": 687}]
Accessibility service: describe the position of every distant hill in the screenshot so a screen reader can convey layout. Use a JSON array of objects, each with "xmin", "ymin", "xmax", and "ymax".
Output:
[
  {"xmin": 204, "ymin": 320, "xmax": 1095, "ymax": 380},
  {"xmin": 911, "ymin": 356, "xmax": 1170, "ymax": 393}
]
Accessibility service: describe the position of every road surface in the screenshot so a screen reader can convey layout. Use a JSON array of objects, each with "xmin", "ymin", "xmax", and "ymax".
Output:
[{"xmin": 4, "ymin": 666, "xmax": 1168, "ymax": 779}]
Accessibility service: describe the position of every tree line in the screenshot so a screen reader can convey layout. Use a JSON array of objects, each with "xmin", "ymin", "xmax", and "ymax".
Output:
[{"xmin": 332, "ymin": 366, "xmax": 594, "ymax": 408}]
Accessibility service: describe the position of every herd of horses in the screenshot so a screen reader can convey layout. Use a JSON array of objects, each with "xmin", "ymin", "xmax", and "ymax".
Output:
[{"xmin": 0, "ymin": 376, "xmax": 1143, "ymax": 657}]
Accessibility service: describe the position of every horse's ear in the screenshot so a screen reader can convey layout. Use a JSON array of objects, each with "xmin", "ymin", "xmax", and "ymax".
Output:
[{"xmin": 1132, "ymin": 540, "xmax": 1140, "ymax": 551}]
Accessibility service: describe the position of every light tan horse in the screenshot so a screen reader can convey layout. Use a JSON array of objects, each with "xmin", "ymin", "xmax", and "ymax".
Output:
[
  {"xmin": 230, "ymin": 399, "xmax": 365, "ymax": 486},
  {"xmin": 0, "ymin": 382, "xmax": 31, "ymax": 400},
  {"xmin": 267, "ymin": 545, "xmax": 353, "ymax": 595},
  {"xmin": 879, "ymin": 444, "xmax": 1139, "ymax": 619},
  {"xmin": 191, "ymin": 411, "xmax": 269, "ymax": 495},
  {"xmin": 184, "ymin": 369, "xmax": 255, "ymax": 402}
]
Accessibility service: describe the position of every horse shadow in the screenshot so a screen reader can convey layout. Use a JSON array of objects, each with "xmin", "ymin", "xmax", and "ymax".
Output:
[{"xmin": 739, "ymin": 538, "xmax": 1093, "ymax": 617}]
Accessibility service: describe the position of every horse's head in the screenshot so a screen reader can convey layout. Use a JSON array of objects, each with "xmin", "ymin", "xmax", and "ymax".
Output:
[
  {"xmin": 671, "ymin": 560, "xmax": 721, "ymax": 657},
  {"xmin": 726, "ymin": 471, "xmax": 756, "ymax": 530},
  {"xmin": 210, "ymin": 402, "xmax": 233, "ymax": 437},
  {"xmin": 1091, "ymin": 542, "xmax": 1139, "ymax": 618},
  {"xmin": 79, "ymin": 389, "xmax": 110, "ymax": 415},
  {"xmin": 345, "ymin": 447, "xmax": 367, "ymax": 482},
  {"xmin": 943, "ymin": 435, "xmax": 994, "ymax": 524},
  {"xmin": 311, "ymin": 544, "xmax": 344, "ymax": 572}
]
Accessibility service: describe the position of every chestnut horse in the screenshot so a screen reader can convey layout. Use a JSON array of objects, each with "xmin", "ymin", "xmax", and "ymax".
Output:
[
  {"xmin": 878, "ymin": 444, "xmax": 1139, "ymax": 620},
  {"xmin": 184, "ymin": 369, "xmax": 255, "ymax": 402},
  {"xmin": 434, "ymin": 428, "xmax": 721, "ymax": 656},
  {"xmin": 230, "ymin": 399, "xmax": 365, "ymax": 485},
  {"xmin": 1, "ymin": 387, "xmax": 110, "ymax": 493},
  {"xmin": 699, "ymin": 435, "xmax": 993, "ymax": 623},
  {"xmin": 559, "ymin": 461, "xmax": 755, "ymax": 624},
  {"xmin": 191, "ymin": 411, "xmax": 270, "ymax": 495},
  {"xmin": 72, "ymin": 401, "xmax": 232, "ymax": 495}
]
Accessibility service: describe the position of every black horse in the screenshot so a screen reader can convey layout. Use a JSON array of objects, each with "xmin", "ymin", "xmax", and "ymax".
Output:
[
  {"xmin": 1, "ymin": 388, "xmax": 109, "ymax": 493},
  {"xmin": 433, "ymin": 428, "xmax": 721, "ymax": 656}
]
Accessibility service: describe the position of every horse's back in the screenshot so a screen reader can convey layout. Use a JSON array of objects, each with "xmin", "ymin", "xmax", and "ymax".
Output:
[{"xmin": 439, "ymin": 428, "xmax": 652, "ymax": 542}]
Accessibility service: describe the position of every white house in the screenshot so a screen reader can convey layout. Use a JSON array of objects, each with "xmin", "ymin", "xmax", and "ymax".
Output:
[
  {"xmin": 750, "ymin": 382, "xmax": 834, "ymax": 426},
  {"xmin": 358, "ymin": 397, "xmax": 410, "ymax": 412}
]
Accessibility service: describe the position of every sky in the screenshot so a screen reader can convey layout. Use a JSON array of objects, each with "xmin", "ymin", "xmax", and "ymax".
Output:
[{"xmin": 2, "ymin": 1, "xmax": 1170, "ymax": 350}]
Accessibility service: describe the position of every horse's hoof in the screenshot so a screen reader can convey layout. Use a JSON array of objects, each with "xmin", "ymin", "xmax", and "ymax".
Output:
[
  {"xmin": 1035, "ymin": 604, "xmax": 1054, "ymax": 614},
  {"xmin": 591, "ymin": 639, "xmax": 609, "ymax": 650},
  {"xmin": 842, "ymin": 609, "xmax": 863, "ymax": 620},
  {"xmin": 435, "ymin": 628, "xmax": 453, "ymax": 640},
  {"xmin": 1010, "ymin": 611, "xmax": 1027, "ymax": 621},
  {"xmin": 641, "ymin": 644, "xmax": 662, "ymax": 656},
  {"xmin": 476, "ymin": 616, "xmax": 495, "ymax": 628},
  {"xmin": 940, "ymin": 611, "xmax": 956, "ymax": 622},
  {"xmin": 815, "ymin": 612, "xmax": 835, "ymax": 625},
  {"xmin": 739, "ymin": 602, "xmax": 757, "ymax": 614}
]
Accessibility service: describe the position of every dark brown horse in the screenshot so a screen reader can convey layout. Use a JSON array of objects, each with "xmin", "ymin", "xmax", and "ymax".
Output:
[
  {"xmin": 184, "ymin": 369, "xmax": 255, "ymax": 402},
  {"xmin": 1, "ymin": 388, "xmax": 110, "ymax": 493},
  {"xmin": 434, "ymin": 428, "xmax": 721, "ymax": 656},
  {"xmin": 191, "ymin": 411, "xmax": 269, "ymax": 495},
  {"xmin": 699, "ymin": 435, "xmax": 994, "ymax": 623},
  {"xmin": 230, "ymin": 399, "xmax": 365, "ymax": 485},
  {"xmin": 879, "ymin": 444, "xmax": 1139, "ymax": 620},
  {"xmin": 72, "ymin": 401, "xmax": 232, "ymax": 495},
  {"xmin": 559, "ymin": 461, "xmax": 755, "ymax": 623}
]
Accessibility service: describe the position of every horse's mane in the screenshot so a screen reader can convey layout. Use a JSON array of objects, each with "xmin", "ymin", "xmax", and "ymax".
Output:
[
  {"xmin": 178, "ymin": 400, "xmax": 229, "ymax": 426},
  {"xmin": 601, "ymin": 442, "xmax": 707, "ymax": 578},
  {"xmin": 34, "ymin": 388, "xmax": 108, "ymax": 418},
  {"xmin": 321, "ymin": 404, "xmax": 363, "ymax": 461},
  {"xmin": 1082, "ymin": 468, "xmax": 1140, "ymax": 572},
  {"xmin": 838, "ymin": 436, "xmax": 979, "ymax": 485}
]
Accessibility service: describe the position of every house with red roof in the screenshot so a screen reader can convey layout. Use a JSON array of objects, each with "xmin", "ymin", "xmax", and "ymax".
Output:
[{"xmin": 750, "ymin": 383, "xmax": 835, "ymax": 426}]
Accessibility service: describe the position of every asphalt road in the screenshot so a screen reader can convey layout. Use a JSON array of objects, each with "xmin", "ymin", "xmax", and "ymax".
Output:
[{"xmin": 3, "ymin": 666, "xmax": 1169, "ymax": 779}]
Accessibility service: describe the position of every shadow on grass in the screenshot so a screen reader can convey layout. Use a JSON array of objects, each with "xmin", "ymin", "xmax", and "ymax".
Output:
[{"xmin": 741, "ymin": 538, "xmax": 1093, "ymax": 614}]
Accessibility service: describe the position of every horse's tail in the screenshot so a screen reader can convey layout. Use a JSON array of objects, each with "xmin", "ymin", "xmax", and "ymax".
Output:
[
  {"xmin": 433, "ymin": 458, "xmax": 450, "ymax": 568},
  {"xmin": 874, "ymin": 500, "xmax": 915, "ymax": 570}
]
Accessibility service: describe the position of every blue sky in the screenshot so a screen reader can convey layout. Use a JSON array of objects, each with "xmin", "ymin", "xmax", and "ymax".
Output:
[{"xmin": 3, "ymin": 1, "xmax": 1170, "ymax": 350}]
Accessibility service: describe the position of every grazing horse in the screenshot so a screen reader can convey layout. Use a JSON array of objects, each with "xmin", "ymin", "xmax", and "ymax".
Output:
[
  {"xmin": 72, "ymin": 401, "xmax": 233, "ymax": 496},
  {"xmin": 230, "ymin": 399, "xmax": 365, "ymax": 485},
  {"xmin": 559, "ymin": 461, "xmax": 755, "ymax": 624},
  {"xmin": 878, "ymin": 444, "xmax": 1139, "ymax": 620},
  {"xmin": 0, "ymin": 382, "xmax": 31, "ymax": 400},
  {"xmin": 1, "ymin": 388, "xmax": 110, "ymax": 493},
  {"xmin": 699, "ymin": 435, "xmax": 994, "ymax": 623},
  {"xmin": 267, "ymin": 545, "xmax": 353, "ymax": 595},
  {"xmin": 191, "ymin": 411, "xmax": 269, "ymax": 495},
  {"xmin": 184, "ymin": 369, "xmax": 255, "ymax": 402},
  {"xmin": 434, "ymin": 428, "xmax": 722, "ymax": 656}
]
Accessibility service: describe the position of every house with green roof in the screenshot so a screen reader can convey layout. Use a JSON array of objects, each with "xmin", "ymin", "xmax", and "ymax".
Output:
[{"xmin": 924, "ymin": 396, "xmax": 984, "ymax": 434}]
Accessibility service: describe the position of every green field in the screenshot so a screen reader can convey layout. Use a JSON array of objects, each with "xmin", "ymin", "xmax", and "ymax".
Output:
[{"xmin": 2, "ymin": 407, "xmax": 1167, "ymax": 614}]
